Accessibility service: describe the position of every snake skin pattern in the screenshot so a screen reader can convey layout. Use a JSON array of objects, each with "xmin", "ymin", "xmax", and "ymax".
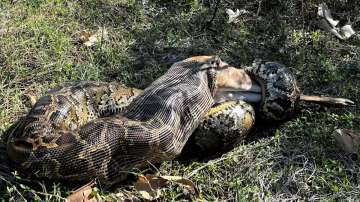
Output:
[
  {"xmin": 6, "ymin": 56, "xmax": 228, "ymax": 184},
  {"xmin": 6, "ymin": 55, "xmax": 306, "ymax": 185},
  {"xmin": 194, "ymin": 100, "xmax": 255, "ymax": 153},
  {"xmin": 245, "ymin": 61, "xmax": 300, "ymax": 121}
]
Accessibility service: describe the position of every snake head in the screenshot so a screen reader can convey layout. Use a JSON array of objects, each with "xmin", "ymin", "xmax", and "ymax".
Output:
[
  {"xmin": 245, "ymin": 61, "xmax": 355, "ymax": 121},
  {"xmin": 244, "ymin": 61, "xmax": 301, "ymax": 121},
  {"xmin": 192, "ymin": 57, "xmax": 300, "ymax": 121}
]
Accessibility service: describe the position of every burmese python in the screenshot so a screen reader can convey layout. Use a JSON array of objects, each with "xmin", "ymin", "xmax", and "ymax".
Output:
[{"xmin": 5, "ymin": 56, "xmax": 353, "ymax": 185}]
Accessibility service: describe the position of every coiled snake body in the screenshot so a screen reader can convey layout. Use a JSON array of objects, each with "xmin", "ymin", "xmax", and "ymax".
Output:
[
  {"xmin": 6, "ymin": 56, "xmax": 353, "ymax": 185},
  {"xmin": 7, "ymin": 56, "xmax": 258, "ymax": 184}
]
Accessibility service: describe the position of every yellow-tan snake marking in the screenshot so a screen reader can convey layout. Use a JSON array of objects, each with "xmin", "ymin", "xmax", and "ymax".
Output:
[
  {"xmin": 6, "ymin": 56, "xmax": 353, "ymax": 185},
  {"xmin": 6, "ymin": 56, "xmax": 262, "ymax": 185}
]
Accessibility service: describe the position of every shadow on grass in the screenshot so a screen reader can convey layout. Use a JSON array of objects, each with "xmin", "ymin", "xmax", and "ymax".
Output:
[{"xmin": 71, "ymin": 0, "xmax": 299, "ymax": 88}]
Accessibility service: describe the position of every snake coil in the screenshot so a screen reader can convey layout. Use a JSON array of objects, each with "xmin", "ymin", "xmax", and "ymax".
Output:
[{"xmin": 246, "ymin": 61, "xmax": 301, "ymax": 121}]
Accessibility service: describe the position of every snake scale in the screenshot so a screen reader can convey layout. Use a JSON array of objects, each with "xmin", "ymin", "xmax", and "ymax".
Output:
[
  {"xmin": 5, "ymin": 56, "xmax": 353, "ymax": 185},
  {"xmin": 6, "ymin": 56, "xmax": 259, "ymax": 185}
]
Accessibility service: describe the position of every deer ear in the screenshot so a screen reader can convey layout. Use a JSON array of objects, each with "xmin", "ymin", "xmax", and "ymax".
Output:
[
  {"xmin": 213, "ymin": 55, "xmax": 221, "ymax": 64},
  {"xmin": 208, "ymin": 56, "xmax": 220, "ymax": 68},
  {"xmin": 198, "ymin": 56, "xmax": 221, "ymax": 71}
]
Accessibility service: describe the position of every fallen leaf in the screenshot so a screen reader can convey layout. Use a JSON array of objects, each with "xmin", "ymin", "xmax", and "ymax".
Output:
[
  {"xmin": 134, "ymin": 174, "xmax": 198, "ymax": 201},
  {"xmin": 226, "ymin": 9, "xmax": 241, "ymax": 23},
  {"xmin": 65, "ymin": 180, "xmax": 98, "ymax": 202},
  {"xmin": 226, "ymin": 9, "xmax": 249, "ymax": 24},
  {"xmin": 80, "ymin": 31, "xmax": 92, "ymax": 42},
  {"xmin": 318, "ymin": 19, "xmax": 342, "ymax": 38},
  {"xmin": 317, "ymin": 3, "xmax": 356, "ymax": 40},
  {"xmin": 80, "ymin": 27, "xmax": 109, "ymax": 47},
  {"xmin": 318, "ymin": 3, "xmax": 339, "ymax": 27},
  {"xmin": 334, "ymin": 129, "xmax": 360, "ymax": 154},
  {"xmin": 113, "ymin": 189, "xmax": 141, "ymax": 202},
  {"xmin": 159, "ymin": 175, "xmax": 198, "ymax": 195},
  {"xmin": 340, "ymin": 25, "xmax": 356, "ymax": 39},
  {"xmin": 21, "ymin": 93, "xmax": 37, "ymax": 108},
  {"xmin": 134, "ymin": 175, "xmax": 162, "ymax": 201}
]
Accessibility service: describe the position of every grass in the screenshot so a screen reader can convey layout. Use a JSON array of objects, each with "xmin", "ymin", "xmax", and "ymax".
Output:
[{"xmin": 0, "ymin": 0, "xmax": 360, "ymax": 201}]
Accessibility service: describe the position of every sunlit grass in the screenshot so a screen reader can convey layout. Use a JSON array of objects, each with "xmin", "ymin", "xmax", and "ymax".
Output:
[{"xmin": 0, "ymin": 0, "xmax": 359, "ymax": 200}]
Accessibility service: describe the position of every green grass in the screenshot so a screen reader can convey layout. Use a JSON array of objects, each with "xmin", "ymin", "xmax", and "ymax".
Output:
[{"xmin": 0, "ymin": 0, "xmax": 360, "ymax": 201}]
